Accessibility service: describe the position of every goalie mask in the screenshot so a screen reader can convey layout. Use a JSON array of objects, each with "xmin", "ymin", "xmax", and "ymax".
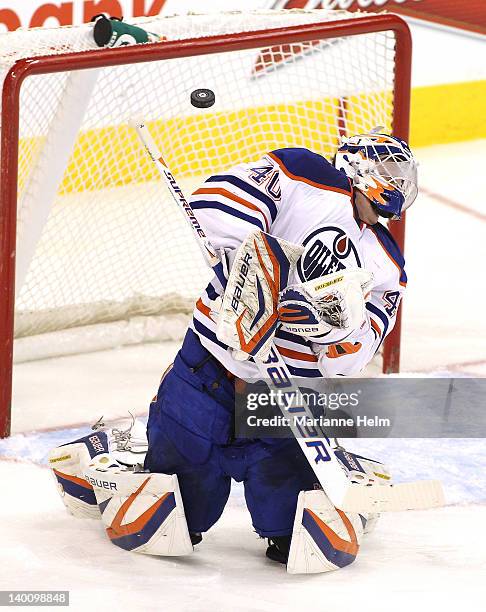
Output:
[{"xmin": 334, "ymin": 129, "xmax": 418, "ymax": 219}]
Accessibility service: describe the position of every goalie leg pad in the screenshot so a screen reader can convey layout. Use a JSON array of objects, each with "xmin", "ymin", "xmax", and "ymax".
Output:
[
  {"xmin": 84, "ymin": 458, "xmax": 193, "ymax": 556},
  {"xmin": 334, "ymin": 447, "xmax": 393, "ymax": 534},
  {"xmin": 48, "ymin": 431, "xmax": 111, "ymax": 519},
  {"xmin": 287, "ymin": 490, "xmax": 364, "ymax": 574}
]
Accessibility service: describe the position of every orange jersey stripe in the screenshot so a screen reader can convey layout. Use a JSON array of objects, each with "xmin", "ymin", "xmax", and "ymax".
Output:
[
  {"xmin": 325, "ymin": 342, "xmax": 362, "ymax": 359},
  {"xmin": 193, "ymin": 186, "xmax": 269, "ymax": 231},
  {"xmin": 196, "ymin": 298, "xmax": 212, "ymax": 321},
  {"xmin": 276, "ymin": 345, "xmax": 318, "ymax": 363}
]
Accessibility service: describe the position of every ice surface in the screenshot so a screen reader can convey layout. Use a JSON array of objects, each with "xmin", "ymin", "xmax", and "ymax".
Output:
[{"xmin": 0, "ymin": 459, "xmax": 485, "ymax": 612}]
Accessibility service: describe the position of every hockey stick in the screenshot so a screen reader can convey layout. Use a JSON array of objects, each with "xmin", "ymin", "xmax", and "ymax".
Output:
[{"xmin": 133, "ymin": 120, "xmax": 444, "ymax": 513}]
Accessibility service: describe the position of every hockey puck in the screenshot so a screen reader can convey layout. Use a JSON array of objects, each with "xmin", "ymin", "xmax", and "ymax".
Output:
[
  {"xmin": 92, "ymin": 14, "xmax": 113, "ymax": 47},
  {"xmin": 190, "ymin": 89, "xmax": 215, "ymax": 108}
]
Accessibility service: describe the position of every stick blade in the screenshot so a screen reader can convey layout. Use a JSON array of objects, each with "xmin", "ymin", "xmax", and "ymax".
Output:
[{"xmin": 339, "ymin": 480, "xmax": 445, "ymax": 513}]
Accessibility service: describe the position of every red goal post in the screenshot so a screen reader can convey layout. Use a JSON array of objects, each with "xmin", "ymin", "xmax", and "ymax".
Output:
[{"xmin": 0, "ymin": 12, "xmax": 412, "ymax": 437}]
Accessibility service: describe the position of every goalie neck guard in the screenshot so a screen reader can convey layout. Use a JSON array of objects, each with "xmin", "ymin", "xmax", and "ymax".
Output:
[{"xmin": 334, "ymin": 130, "xmax": 418, "ymax": 219}]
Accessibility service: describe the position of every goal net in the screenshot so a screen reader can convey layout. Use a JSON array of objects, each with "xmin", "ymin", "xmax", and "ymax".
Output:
[{"xmin": 0, "ymin": 9, "xmax": 411, "ymax": 435}]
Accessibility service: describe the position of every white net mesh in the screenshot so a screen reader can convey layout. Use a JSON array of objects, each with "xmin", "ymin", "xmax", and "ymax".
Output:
[{"xmin": 0, "ymin": 10, "xmax": 398, "ymax": 362}]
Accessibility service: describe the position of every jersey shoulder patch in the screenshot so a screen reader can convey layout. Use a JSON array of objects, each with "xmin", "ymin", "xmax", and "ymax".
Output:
[
  {"xmin": 268, "ymin": 147, "xmax": 352, "ymax": 195},
  {"xmin": 369, "ymin": 222, "xmax": 407, "ymax": 286}
]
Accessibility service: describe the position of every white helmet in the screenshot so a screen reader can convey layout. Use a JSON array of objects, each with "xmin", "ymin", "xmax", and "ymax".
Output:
[{"xmin": 334, "ymin": 128, "xmax": 418, "ymax": 219}]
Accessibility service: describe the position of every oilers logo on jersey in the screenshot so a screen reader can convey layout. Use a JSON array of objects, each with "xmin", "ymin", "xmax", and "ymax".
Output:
[{"xmin": 297, "ymin": 225, "xmax": 362, "ymax": 281}]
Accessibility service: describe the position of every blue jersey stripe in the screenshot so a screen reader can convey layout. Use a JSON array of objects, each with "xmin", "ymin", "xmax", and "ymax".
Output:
[
  {"xmin": 287, "ymin": 364, "xmax": 322, "ymax": 377},
  {"xmin": 191, "ymin": 199, "xmax": 265, "ymax": 231},
  {"xmin": 212, "ymin": 261, "xmax": 228, "ymax": 290},
  {"xmin": 192, "ymin": 317, "xmax": 228, "ymax": 351},
  {"xmin": 275, "ymin": 328, "xmax": 313, "ymax": 347},
  {"xmin": 206, "ymin": 174, "xmax": 278, "ymax": 221},
  {"xmin": 205, "ymin": 282, "xmax": 219, "ymax": 301},
  {"xmin": 366, "ymin": 303, "xmax": 389, "ymax": 349}
]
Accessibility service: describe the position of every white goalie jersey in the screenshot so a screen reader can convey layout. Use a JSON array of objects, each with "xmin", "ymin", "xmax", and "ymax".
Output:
[{"xmin": 189, "ymin": 147, "xmax": 406, "ymax": 379}]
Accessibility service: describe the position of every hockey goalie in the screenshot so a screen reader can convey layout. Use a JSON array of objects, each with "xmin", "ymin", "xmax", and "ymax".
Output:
[{"xmin": 49, "ymin": 130, "xmax": 419, "ymax": 573}]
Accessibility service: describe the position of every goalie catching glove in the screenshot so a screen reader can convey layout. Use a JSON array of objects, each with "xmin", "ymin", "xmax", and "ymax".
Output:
[{"xmin": 278, "ymin": 268, "xmax": 373, "ymax": 339}]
